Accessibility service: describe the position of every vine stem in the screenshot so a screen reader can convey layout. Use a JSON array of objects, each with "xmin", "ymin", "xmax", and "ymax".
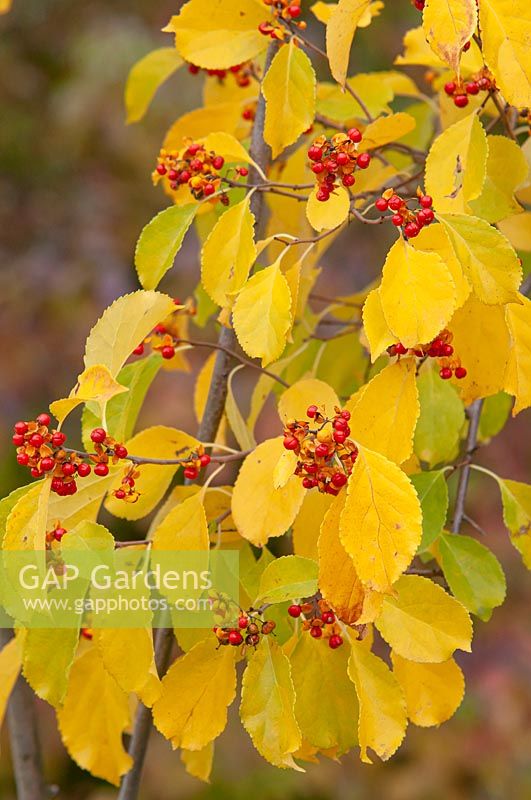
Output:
[
  {"xmin": 117, "ymin": 42, "xmax": 278, "ymax": 800},
  {"xmin": 452, "ymin": 399, "xmax": 484, "ymax": 533}
]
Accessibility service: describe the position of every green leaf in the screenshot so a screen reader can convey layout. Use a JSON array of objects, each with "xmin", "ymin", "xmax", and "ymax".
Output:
[
  {"xmin": 410, "ymin": 470, "xmax": 449, "ymax": 550},
  {"xmin": 125, "ymin": 47, "xmax": 183, "ymax": 124},
  {"xmin": 135, "ymin": 205, "xmax": 197, "ymax": 290},
  {"xmin": 478, "ymin": 392, "xmax": 513, "ymax": 442},
  {"xmin": 255, "ymin": 555, "xmax": 318, "ymax": 606},
  {"xmin": 414, "ymin": 366, "xmax": 465, "ymax": 467},
  {"xmin": 497, "ymin": 478, "xmax": 531, "ymax": 569},
  {"xmin": 439, "ymin": 532, "xmax": 506, "ymax": 621},
  {"xmin": 82, "ymin": 354, "xmax": 161, "ymax": 448},
  {"xmin": 0, "ymin": 484, "xmax": 33, "ymax": 548}
]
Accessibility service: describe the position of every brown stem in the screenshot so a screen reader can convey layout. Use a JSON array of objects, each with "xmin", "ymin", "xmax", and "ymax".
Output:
[
  {"xmin": 64, "ymin": 447, "xmax": 249, "ymax": 467},
  {"xmin": 452, "ymin": 400, "xmax": 484, "ymax": 533},
  {"xmin": 176, "ymin": 338, "xmax": 289, "ymax": 387}
]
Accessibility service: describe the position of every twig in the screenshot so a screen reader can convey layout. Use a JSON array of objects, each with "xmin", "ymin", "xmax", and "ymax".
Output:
[
  {"xmin": 463, "ymin": 513, "xmax": 488, "ymax": 536},
  {"xmin": 452, "ymin": 400, "xmax": 484, "ymax": 533},
  {"xmin": 64, "ymin": 447, "xmax": 250, "ymax": 467},
  {"xmin": 176, "ymin": 338, "xmax": 289, "ymax": 387}
]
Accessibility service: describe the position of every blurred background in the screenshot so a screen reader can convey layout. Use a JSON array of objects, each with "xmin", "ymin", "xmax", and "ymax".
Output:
[{"xmin": 0, "ymin": 1, "xmax": 530, "ymax": 798}]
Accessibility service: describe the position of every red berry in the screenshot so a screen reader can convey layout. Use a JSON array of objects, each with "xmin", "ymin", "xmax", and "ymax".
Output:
[
  {"xmin": 302, "ymin": 477, "xmax": 314, "ymax": 489},
  {"xmin": 466, "ymin": 81, "xmax": 479, "ymax": 95},
  {"xmin": 199, "ymin": 453, "xmax": 211, "ymax": 468},
  {"xmin": 283, "ymin": 436, "xmax": 299, "ymax": 451},
  {"xmin": 444, "ymin": 81, "xmax": 457, "ymax": 95},
  {"xmin": 414, "ymin": 0, "xmax": 424, "ymax": 9},
  {"xmin": 51, "ymin": 432, "xmax": 67, "ymax": 447},
  {"xmin": 288, "ymin": 604, "xmax": 302, "ymax": 618},
  {"xmin": 331, "ymin": 472, "xmax": 348, "ymax": 488},
  {"xmin": 420, "ymin": 195, "xmax": 433, "ymax": 208},
  {"xmin": 388, "ymin": 195, "xmax": 402, "ymax": 211},
  {"xmin": 238, "ymin": 616, "xmax": 248, "ymax": 629},
  {"xmin": 161, "ymin": 345, "xmax": 176, "ymax": 360},
  {"xmin": 404, "ymin": 221, "xmax": 420, "ymax": 238},
  {"xmin": 36, "ymin": 413, "xmax": 51, "ymax": 427},
  {"xmin": 333, "ymin": 431, "xmax": 347, "ymax": 444},
  {"xmin": 212, "ymin": 155, "xmax": 225, "ymax": 170},
  {"xmin": 188, "ymin": 64, "xmax": 200, "ymax": 75},
  {"xmin": 391, "ymin": 214, "xmax": 404, "ymax": 226},
  {"xmin": 315, "ymin": 443, "xmax": 329, "ymax": 458},
  {"xmin": 94, "ymin": 463, "xmax": 109, "ymax": 477},
  {"xmin": 77, "ymin": 462, "xmax": 91, "ymax": 477},
  {"xmin": 329, "ymin": 634, "xmax": 343, "ymax": 649},
  {"xmin": 463, "ymin": 40, "xmax": 471, "ymax": 51},
  {"xmin": 51, "ymin": 477, "xmax": 64, "ymax": 492},
  {"xmin": 347, "ymin": 127, "xmax": 362, "ymax": 143},
  {"xmin": 14, "ymin": 421, "xmax": 28, "ymax": 435},
  {"xmin": 478, "ymin": 77, "xmax": 491, "ymax": 91},
  {"xmin": 114, "ymin": 445, "xmax": 128, "ymax": 459},
  {"xmin": 53, "ymin": 527, "xmax": 67, "ymax": 542},
  {"xmin": 287, "ymin": 4, "xmax": 301, "ymax": 17},
  {"xmin": 324, "ymin": 159, "xmax": 338, "ymax": 172},
  {"xmin": 16, "ymin": 453, "xmax": 29, "ymax": 466},
  {"xmin": 62, "ymin": 462, "xmax": 76, "ymax": 476},
  {"xmin": 228, "ymin": 630, "xmax": 243, "ymax": 646},
  {"xmin": 356, "ymin": 152, "xmax": 371, "ymax": 169},
  {"xmin": 114, "ymin": 489, "xmax": 126, "ymax": 500},
  {"xmin": 203, "ymin": 183, "xmax": 216, "ymax": 197},
  {"xmin": 336, "ymin": 151, "xmax": 349, "ymax": 166},
  {"xmin": 242, "ymin": 108, "xmax": 253, "ymax": 120},
  {"xmin": 455, "ymin": 366, "xmax": 467, "ymax": 379},
  {"xmin": 321, "ymin": 611, "xmax": 335, "ymax": 624},
  {"xmin": 311, "ymin": 162, "xmax": 325, "ymax": 174},
  {"xmin": 340, "ymin": 410, "xmax": 351, "ymax": 420},
  {"xmin": 422, "ymin": 208, "xmax": 434, "ymax": 223},
  {"xmin": 183, "ymin": 466, "xmax": 198, "ymax": 480},
  {"xmin": 310, "ymin": 626, "xmax": 323, "ymax": 638},
  {"xmin": 316, "ymin": 188, "xmax": 330, "ymax": 202},
  {"xmin": 30, "ymin": 468, "xmax": 43, "ymax": 479},
  {"xmin": 168, "ymin": 169, "xmax": 179, "ymax": 182},
  {"xmin": 308, "ymin": 146, "xmax": 323, "ymax": 161},
  {"xmin": 440, "ymin": 367, "xmax": 453, "ymax": 380},
  {"xmin": 333, "ymin": 417, "xmax": 348, "ymax": 430},
  {"xmin": 441, "ymin": 344, "xmax": 454, "ymax": 356},
  {"xmin": 454, "ymin": 94, "xmax": 469, "ymax": 108},
  {"xmin": 395, "ymin": 342, "xmax": 408, "ymax": 355},
  {"xmin": 29, "ymin": 433, "xmax": 44, "ymax": 448},
  {"xmin": 342, "ymin": 174, "xmax": 356, "ymax": 187},
  {"xmin": 12, "ymin": 434, "xmax": 25, "ymax": 446},
  {"xmin": 375, "ymin": 198, "xmax": 388, "ymax": 212},
  {"xmin": 90, "ymin": 428, "xmax": 107, "ymax": 444},
  {"xmin": 40, "ymin": 457, "xmax": 55, "ymax": 472},
  {"xmin": 156, "ymin": 164, "xmax": 167, "ymax": 175},
  {"xmin": 179, "ymin": 170, "xmax": 191, "ymax": 184},
  {"xmin": 307, "ymin": 404, "xmax": 318, "ymax": 418},
  {"xmin": 238, "ymin": 167, "xmax": 249, "ymax": 176}
]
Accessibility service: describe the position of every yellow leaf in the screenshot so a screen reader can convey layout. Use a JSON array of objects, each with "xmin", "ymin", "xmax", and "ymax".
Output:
[
  {"xmin": 226, "ymin": 366, "xmax": 256, "ymax": 452},
  {"xmin": 263, "ymin": 40, "xmax": 316, "ymax": 159},
  {"xmin": 439, "ymin": 213, "xmax": 522, "ymax": 304},
  {"xmin": 326, "ymin": 0, "xmax": 373, "ymax": 87},
  {"xmin": 470, "ymin": 136, "xmax": 528, "ymax": 223},
  {"xmin": 504, "ymin": 297, "xmax": 531, "ymax": 414},
  {"xmin": 312, "ymin": 0, "xmax": 383, "ymax": 26},
  {"xmin": 202, "ymin": 131, "xmax": 261, "ymax": 174},
  {"xmin": 379, "ymin": 238, "xmax": 456, "ymax": 348},
  {"xmin": 348, "ymin": 638, "xmax": 407, "ymax": 763},
  {"xmin": 391, "ymin": 652, "xmax": 465, "ymax": 727},
  {"xmin": 273, "ymin": 449, "xmax": 298, "ymax": 490},
  {"xmin": 395, "ymin": 24, "xmax": 484, "ymax": 71},
  {"xmin": 135, "ymin": 205, "xmax": 197, "ymax": 291},
  {"xmin": 479, "ymin": 0, "xmax": 531, "ymax": 109},
  {"xmin": 340, "ymin": 445, "xmax": 422, "ymax": 592},
  {"xmin": 201, "ymin": 197, "xmax": 256, "ymax": 307},
  {"xmin": 498, "ymin": 212, "xmax": 531, "ymax": 251},
  {"xmin": 410, "ymin": 223, "xmax": 471, "ymax": 310},
  {"xmin": 22, "ymin": 629, "xmax": 79, "ymax": 708},
  {"xmin": 57, "ymin": 647, "xmax": 132, "ymax": 785},
  {"xmin": 95, "ymin": 628, "xmax": 161, "ymax": 706},
  {"xmin": 425, "ymin": 115, "xmax": 488, "ymax": 214},
  {"xmin": 358, "ymin": 112, "xmax": 416, "ymax": 150},
  {"xmin": 240, "ymin": 637, "xmax": 302, "ymax": 769},
  {"xmin": 290, "ymin": 633, "xmax": 359, "ymax": 752},
  {"xmin": 345, "ymin": 359, "xmax": 419, "ymax": 464},
  {"xmin": 84, "ymin": 291, "xmax": 175, "ymax": 378},
  {"xmin": 105, "ymin": 426, "xmax": 198, "ymax": 521},
  {"xmin": 449, "ymin": 293, "xmax": 511, "ymax": 404},
  {"xmin": 319, "ymin": 494, "xmax": 365, "ymax": 624},
  {"xmin": 152, "ymin": 491, "xmax": 209, "ymax": 551},
  {"xmin": 125, "ymin": 47, "xmax": 183, "ymax": 124},
  {"xmin": 277, "ymin": 378, "xmax": 339, "ymax": 423},
  {"xmin": 306, "ymin": 185, "xmax": 349, "ymax": 232},
  {"xmin": 0, "ymin": 0, "xmax": 12, "ymax": 13},
  {"xmin": 422, "ymin": 0, "xmax": 477, "ymax": 73},
  {"xmin": 164, "ymin": 103, "xmax": 249, "ymax": 152},
  {"xmin": 362, "ymin": 288, "xmax": 396, "ymax": 361},
  {"xmin": 47, "ymin": 468, "xmax": 117, "ymax": 530},
  {"xmin": 232, "ymin": 438, "xmax": 305, "ymax": 546},
  {"xmin": 292, "ymin": 491, "xmax": 332, "ymax": 560},
  {"xmin": 375, "ymin": 575, "xmax": 473, "ymax": 662},
  {"xmin": 4, "ymin": 480, "xmax": 51, "ymax": 552},
  {"xmin": 0, "ymin": 637, "xmax": 21, "ymax": 729},
  {"xmin": 181, "ymin": 742, "xmax": 214, "ymax": 782},
  {"xmin": 164, "ymin": 0, "xmax": 268, "ymax": 69},
  {"xmin": 50, "ymin": 365, "xmax": 128, "ymax": 425},
  {"xmin": 233, "ymin": 261, "xmax": 292, "ymax": 366},
  {"xmin": 153, "ymin": 638, "xmax": 237, "ymax": 750}
]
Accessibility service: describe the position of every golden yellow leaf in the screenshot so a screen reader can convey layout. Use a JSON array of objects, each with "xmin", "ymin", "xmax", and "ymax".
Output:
[
  {"xmin": 164, "ymin": 0, "xmax": 268, "ymax": 69},
  {"xmin": 345, "ymin": 359, "xmax": 419, "ymax": 464},
  {"xmin": 4, "ymin": 480, "xmax": 51, "ymax": 552},
  {"xmin": 84, "ymin": 291, "xmax": 175, "ymax": 378},
  {"xmin": 181, "ymin": 742, "xmax": 214, "ymax": 782},
  {"xmin": 504, "ymin": 297, "xmax": 531, "ymax": 414},
  {"xmin": 306, "ymin": 185, "xmax": 350, "ymax": 231},
  {"xmin": 292, "ymin": 490, "xmax": 332, "ymax": 560},
  {"xmin": 391, "ymin": 652, "xmax": 465, "ymax": 727},
  {"xmin": 358, "ymin": 112, "xmax": 416, "ymax": 150},
  {"xmin": 232, "ymin": 438, "xmax": 305, "ymax": 546},
  {"xmin": 125, "ymin": 47, "xmax": 183, "ymax": 124},
  {"xmin": 340, "ymin": 445, "xmax": 422, "ymax": 592},
  {"xmin": 479, "ymin": 0, "xmax": 531, "ymax": 109},
  {"xmin": 422, "ymin": 0, "xmax": 477, "ymax": 73},
  {"xmin": 153, "ymin": 638, "xmax": 237, "ymax": 749},
  {"xmin": 263, "ymin": 40, "xmax": 316, "ymax": 158},
  {"xmin": 105, "ymin": 426, "xmax": 198, "ymax": 521},
  {"xmin": 0, "ymin": 637, "xmax": 21, "ymax": 730},
  {"xmin": 312, "ymin": 0, "xmax": 383, "ymax": 26},
  {"xmin": 273, "ymin": 449, "xmax": 299, "ymax": 490},
  {"xmin": 395, "ymin": 24, "xmax": 484, "ymax": 71},
  {"xmin": 348, "ymin": 638, "xmax": 407, "ymax": 763},
  {"xmin": 50, "ymin": 365, "xmax": 128, "ymax": 425},
  {"xmin": 152, "ymin": 491, "xmax": 209, "ymax": 551},
  {"xmin": 375, "ymin": 575, "xmax": 473, "ymax": 662},
  {"xmin": 411, "ymin": 223, "xmax": 471, "ymax": 310},
  {"xmin": 326, "ymin": 0, "xmax": 373, "ymax": 87},
  {"xmin": 449, "ymin": 293, "xmax": 511, "ymax": 404},
  {"xmin": 498, "ymin": 212, "xmax": 531, "ymax": 251},
  {"xmin": 202, "ymin": 131, "xmax": 261, "ymax": 173},
  {"xmin": 425, "ymin": 115, "xmax": 488, "ymax": 214},
  {"xmin": 201, "ymin": 197, "xmax": 256, "ymax": 307},
  {"xmin": 277, "ymin": 378, "xmax": 339, "ymax": 423},
  {"xmin": 233, "ymin": 261, "xmax": 292, "ymax": 367},
  {"xmin": 379, "ymin": 238, "xmax": 456, "ymax": 348},
  {"xmin": 319, "ymin": 493, "xmax": 365, "ymax": 624},
  {"xmin": 164, "ymin": 103, "xmax": 249, "ymax": 152},
  {"xmin": 57, "ymin": 647, "xmax": 132, "ymax": 785},
  {"xmin": 240, "ymin": 637, "xmax": 302, "ymax": 769},
  {"xmin": 95, "ymin": 628, "xmax": 161, "ymax": 706},
  {"xmin": 439, "ymin": 213, "xmax": 522, "ymax": 304},
  {"xmin": 470, "ymin": 136, "xmax": 528, "ymax": 223},
  {"xmin": 362, "ymin": 288, "xmax": 396, "ymax": 361},
  {"xmin": 22, "ymin": 629, "xmax": 79, "ymax": 708}
]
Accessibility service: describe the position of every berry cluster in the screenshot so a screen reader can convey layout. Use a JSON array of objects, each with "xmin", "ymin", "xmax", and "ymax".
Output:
[
  {"xmin": 387, "ymin": 329, "xmax": 467, "ymax": 380},
  {"xmin": 288, "ymin": 600, "xmax": 343, "ymax": 649},
  {"xmin": 375, "ymin": 189, "xmax": 434, "ymax": 239},
  {"xmin": 283, "ymin": 405, "xmax": 358, "ymax": 495},
  {"xmin": 213, "ymin": 614, "xmax": 276, "ymax": 649},
  {"xmin": 132, "ymin": 298, "xmax": 196, "ymax": 361},
  {"xmin": 113, "ymin": 466, "xmax": 141, "ymax": 503},
  {"xmin": 308, "ymin": 130, "xmax": 371, "ymax": 202},
  {"xmin": 258, "ymin": 0, "xmax": 306, "ymax": 39},
  {"xmin": 444, "ymin": 71, "xmax": 494, "ymax": 108},
  {"xmin": 12, "ymin": 415, "xmax": 129, "ymax": 496},
  {"xmin": 187, "ymin": 61, "xmax": 253, "ymax": 88},
  {"xmin": 154, "ymin": 141, "xmax": 243, "ymax": 203}
]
